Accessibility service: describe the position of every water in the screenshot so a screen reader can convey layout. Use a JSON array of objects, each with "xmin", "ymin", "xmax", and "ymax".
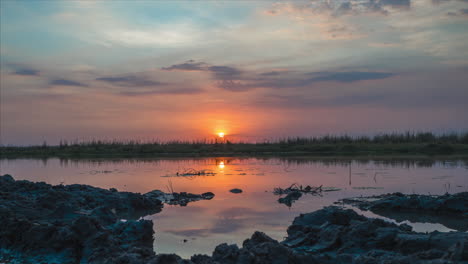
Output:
[{"xmin": 1, "ymin": 157, "xmax": 467, "ymax": 258}]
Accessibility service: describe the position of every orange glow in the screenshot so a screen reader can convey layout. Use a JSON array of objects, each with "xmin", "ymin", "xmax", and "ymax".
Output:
[
  {"xmin": 218, "ymin": 161, "xmax": 225, "ymax": 169},
  {"xmin": 217, "ymin": 132, "xmax": 225, "ymax": 138}
]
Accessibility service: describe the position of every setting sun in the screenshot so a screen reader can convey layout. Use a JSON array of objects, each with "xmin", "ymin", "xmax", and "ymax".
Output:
[
  {"xmin": 218, "ymin": 132, "xmax": 225, "ymax": 138},
  {"xmin": 218, "ymin": 161, "xmax": 225, "ymax": 169}
]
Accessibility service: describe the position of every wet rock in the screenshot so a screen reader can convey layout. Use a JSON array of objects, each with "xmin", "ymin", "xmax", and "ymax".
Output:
[
  {"xmin": 150, "ymin": 254, "xmax": 185, "ymax": 264},
  {"xmin": 0, "ymin": 175, "xmax": 212, "ymax": 264},
  {"xmin": 146, "ymin": 190, "xmax": 215, "ymax": 206},
  {"xmin": 278, "ymin": 191, "xmax": 302, "ymax": 207},
  {"xmin": 2, "ymin": 175, "xmax": 467, "ymax": 264},
  {"xmin": 283, "ymin": 206, "xmax": 467, "ymax": 263},
  {"xmin": 201, "ymin": 192, "xmax": 215, "ymax": 200},
  {"xmin": 341, "ymin": 192, "xmax": 468, "ymax": 231},
  {"xmin": 342, "ymin": 192, "xmax": 468, "ymax": 214},
  {"xmin": 241, "ymin": 232, "xmax": 294, "ymax": 264},
  {"xmin": 212, "ymin": 243, "xmax": 240, "ymax": 263},
  {"xmin": 229, "ymin": 188, "xmax": 243, "ymax": 194},
  {"xmin": 191, "ymin": 254, "xmax": 215, "ymax": 264}
]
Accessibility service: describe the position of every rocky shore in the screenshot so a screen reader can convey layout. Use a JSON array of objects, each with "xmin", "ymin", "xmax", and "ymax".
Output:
[
  {"xmin": 341, "ymin": 192, "xmax": 468, "ymax": 231},
  {"xmin": 1, "ymin": 174, "xmax": 467, "ymax": 264},
  {"xmin": 0, "ymin": 174, "xmax": 212, "ymax": 264}
]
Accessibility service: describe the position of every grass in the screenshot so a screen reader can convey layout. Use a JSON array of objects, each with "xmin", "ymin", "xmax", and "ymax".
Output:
[{"xmin": 1, "ymin": 132, "xmax": 468, "ymax": 158}]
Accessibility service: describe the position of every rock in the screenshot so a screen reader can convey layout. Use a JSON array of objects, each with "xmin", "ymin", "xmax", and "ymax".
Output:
[
  {"xmin": 201, "ymin": 192, "xmax": 215, "ymax": 199},
  {"xmin": 241, "ymin": 232, "xmax": 293, "ymax": 264},
  {"xmin": 229, "ymin": 188, "xmax": 243, "ymax": 194},
  {"xmin": 147, "ymin": 190, "xmax": 215, "ymax": 206},
  {"xmin": 1, "ymin": 174, "xmax": 14, "ymax": 182},
  {"xmin": 283, "ymin": 206, "xmax": 468, "ymax": 263},
  {"xmin": 191, "ymin": 254, "xmax": 215, "ymax": 264},
  {"xmin": 149, "ymin": 254, "xmax": 184, "ymax": 264},
  {"xmin": 341, "ymin": 192, "xmax": 468, "ymax": 231},
  {"xmin": 2, "ymin": 175, "xmax": 467, "ymax": 264},
  {"xmin": 0, "ymin": 175, "xmax": 212, "ymax": 264},
  {"xmin": 212, "ymin": 243, "xmax": 240, "ymax": 263},
  {"xmin": 278, "ymin": 191, "xmax": 302, "ymax": 207}
]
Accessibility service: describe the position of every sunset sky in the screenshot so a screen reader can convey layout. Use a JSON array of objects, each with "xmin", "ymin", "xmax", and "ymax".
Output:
[{"xmin": 1, "ymin": 0, "xmax": 468, "ymax": 145}]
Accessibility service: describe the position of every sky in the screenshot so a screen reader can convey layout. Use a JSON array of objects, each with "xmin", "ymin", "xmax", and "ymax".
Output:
[{"xmin": 1, "ymin": 0, "xmax": 468, "ymax": 145}]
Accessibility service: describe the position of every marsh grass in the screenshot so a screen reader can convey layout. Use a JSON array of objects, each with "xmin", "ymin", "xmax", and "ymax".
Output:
[{"xmin": 1, "ymin": 132, "xmax": 468, "ymax": 158}]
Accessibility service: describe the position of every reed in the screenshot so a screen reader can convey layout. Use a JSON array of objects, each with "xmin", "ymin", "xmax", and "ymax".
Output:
[{"xmin": 1, "ymin": 132, "xmax": 468, "ymax": 158}]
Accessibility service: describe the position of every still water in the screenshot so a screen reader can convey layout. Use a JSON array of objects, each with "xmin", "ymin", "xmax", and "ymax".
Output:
[{"xmin": 1, "ymin": 157, "xmax": 467, "ymax": 258}]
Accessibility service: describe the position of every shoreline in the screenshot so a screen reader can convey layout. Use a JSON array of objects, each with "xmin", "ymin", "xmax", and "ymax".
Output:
[
  {"xmin": 2, "ymin": 152, "xmax": 468, "ymax": 160},
  {"xmin": 1, "ymin": 174, "xmax": 467, "ymax": 263},
  {"xmin": 2, "ymin": 137, "xmax": 468, "ymax": 159}
]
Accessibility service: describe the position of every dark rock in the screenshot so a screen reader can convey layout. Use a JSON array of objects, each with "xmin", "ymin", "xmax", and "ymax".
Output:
[
  {"xmin": 341, "ymin": 192, "xmax": 468, "ymax": 231},
  {"xmin": 283, "ymin": 206, "xmax": 467, "ymax": 263},
  {"xmin": 2, "ymin": 175, "xmax": 467, "ymax": 264},
  {"xmin": 241, "ymin": 232, "xmax": 293, "ymax": 264},
  {"xmin": 150, "ymin": 254, "xmax": 183, "ymax": 264},
  {"xmin": 212, "ymin": 243, "xmax": 240, "ymax": 263},
  {"xmin": 201, "ymin": 192, "xmax": 215, "ymax": 200},
  {"xmin": 0, "ymin": 174, "xmax": 212, "ymax": 264},
  {"xmin": 278, "ymin": 191, "xmax": 302, "ymax": 207},
  {"xmin": 191, "ymin": 254, "xmax": 215, "ymax": 264},
  {"xmin": 229, "ymin": 188, "xmax": 243, "ymax": 194}
]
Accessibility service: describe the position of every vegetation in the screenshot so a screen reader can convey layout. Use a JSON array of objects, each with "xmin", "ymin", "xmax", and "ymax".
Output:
[{"xmin": 1, "ymin": 132, "xmax": 468, "ymax": 158}]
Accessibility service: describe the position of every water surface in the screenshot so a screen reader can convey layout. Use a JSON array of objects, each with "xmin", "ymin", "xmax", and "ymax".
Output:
[{"xmin": 1, "ymin": 157, "xmax": 467, "ymax": 258}]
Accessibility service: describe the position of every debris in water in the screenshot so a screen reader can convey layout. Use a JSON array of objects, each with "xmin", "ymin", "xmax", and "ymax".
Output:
[
  {"xmin": 273, "ymin": 183, "xmax": 323, "ymax": 207},
  {"xmin": 230, "ymin": 188, "xmax": 243, "ymax": 194},
  {"xmin": 161, "ymin": 168, "xmax": 216, "ymax": 178}
]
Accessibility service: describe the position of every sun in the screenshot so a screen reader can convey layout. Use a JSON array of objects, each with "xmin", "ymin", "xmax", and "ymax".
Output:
[
  {"xmin": 218, "ymin": 161, "xmax": 225, "ymax": 169},
  {"xmin": 218, "ymin": 132, "xmax": 225, "ymax": 138}
]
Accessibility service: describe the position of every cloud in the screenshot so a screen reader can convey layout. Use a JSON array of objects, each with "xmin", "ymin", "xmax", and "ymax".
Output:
[
  {"xmin": 217, "ymin": 80, "xmax": 252, "ymax": 92},
  {"xmin": 267, "ymin": 0, "xmax": 413, "ymax": 18},
  {"xmin": 165, "ymin": 59, "xmax": 396, "ymax": 92},
  {"xmin": 260, "ymin": 71, "xmax": 284, "ymax": 76},
  {"xmin": 362, "ymin": 0, "xmax": 390, "ymax": 15},
  {"xmin": 208, "ymin": 66, "xmax": 242, "ymax": 80},
  {"xmin": 96, "ymin": 75, "xmax": 166, "ymax": 87},
  {"xmin": 446, "ymin": 8, "xmax": 468, "ymax": 17},
  {"xmin": 50, "ymin": 79, "xmax": 88, "ymax": 87},
  {"xmin": 224, "ymin": 70, "xmax": 395, "ymax": 92},
  {"xmin": 161, "ymin": 60, "xmax": 207, "ymax": 71},
  {"xmin": 253, "ymin": 69, "xmax": 468, "ymax": 110},
  {"xmin": 380, "ymin": 0, "xmax": 411, "ymax": 9},
  {"xmin": 163, "ymin": 61, "xmax": 244, "ymax": 89},
  {"xmin": 335, "ymin": 2, "xmax": 353, "ymax": 16},
  {"xmin": 257, "ymin": 86, "xmax": 468, "ymax": 109},
  {"xmin": 255, "ymin": 94, "xmax": 387, "ymax": 109},
  {"xmin": 94, "ymin": 72, "xmax": 202, "ymax": 96},
  {"xmin": 432, "ymin": 0, "xmax": 451, "ymax": 4},
  {"xmin": 163, "ymin": 228, "xmax": 210, "ymax": 238},
  {"xmin": 162, "ymin": 61, "xmax": 242, "ymax": 80},
  {"xmin": 13, "ymin": 68, "xmax": 40, "ymax": 76},
  {"xmin": 309, "ymin": 71, "xmax": 395, "ymax": 83},
  {"xmin": 119, "ymin": 87, "xmax": 202, "ymax": 96}
]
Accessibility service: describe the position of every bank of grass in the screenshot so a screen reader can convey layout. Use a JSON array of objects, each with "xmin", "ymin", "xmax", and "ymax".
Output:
[{"xmin": 1, "ymin": 132, "xmax": 468, "ymax": 158}]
